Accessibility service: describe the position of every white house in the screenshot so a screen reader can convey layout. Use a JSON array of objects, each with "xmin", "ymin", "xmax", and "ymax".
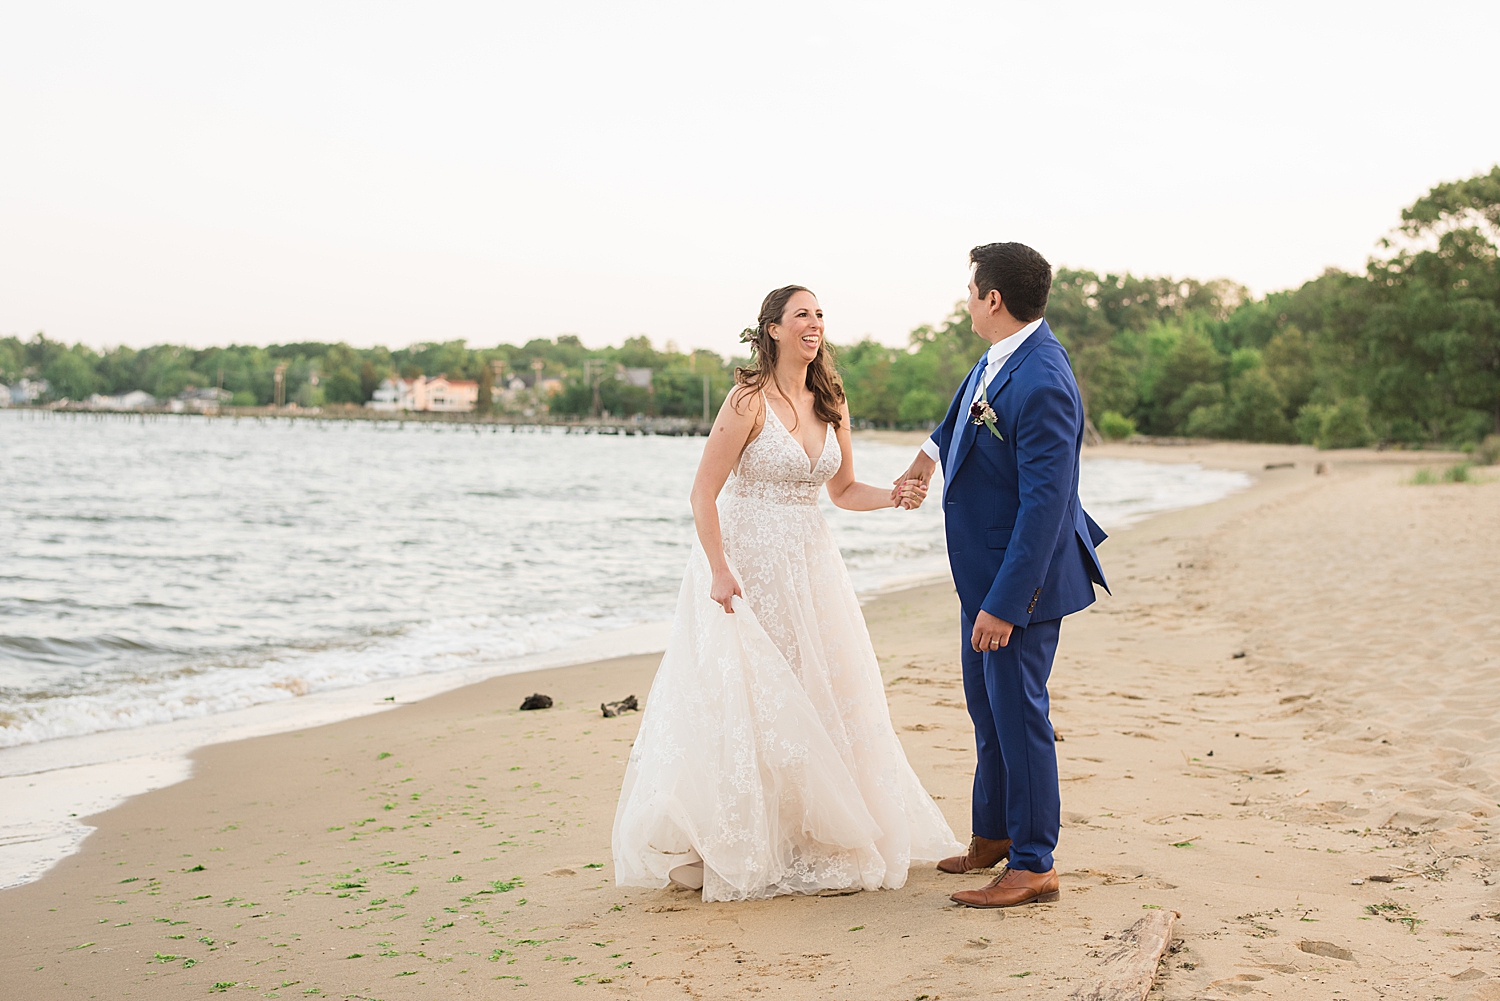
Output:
[
  {"xmin": 87, "ymin": 390, "xmax": 157, "ymax": 410},
  {"xmin": 8, "ymin": 379, "xmax": 48, "ymax": 405},
  {"xmin": 366, "ymin": 378, "xmax": 403, "ymax": 411},
  {"xmin": 619, "ymin": 367, "xmax": 653, "ymax": 389},
  {"xmin": 169, "ymin": 388, "xmax": 232, "ymax": 414}
]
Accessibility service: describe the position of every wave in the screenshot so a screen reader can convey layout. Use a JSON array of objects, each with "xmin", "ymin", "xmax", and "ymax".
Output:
[
  {"xmin": 0, "ymin": 606, "xmax": 646, "ymax": 748},
  {"xmin": 0, "ymin": 633, "xmax": 179, "ymax": 665}
]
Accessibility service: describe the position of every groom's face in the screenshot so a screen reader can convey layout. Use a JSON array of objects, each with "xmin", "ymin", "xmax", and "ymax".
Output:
[{"xmin": 967, "ymin": 277, "xmax": 1003, "ymax": 340}]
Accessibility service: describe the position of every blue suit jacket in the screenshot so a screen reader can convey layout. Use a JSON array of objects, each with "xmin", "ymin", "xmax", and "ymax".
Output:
[{"xmin": 931, "ymin": 320, "xmax": 1108, "ymax": 626}]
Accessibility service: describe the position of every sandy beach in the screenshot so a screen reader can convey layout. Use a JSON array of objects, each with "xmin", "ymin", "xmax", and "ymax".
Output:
[{"xmin": 4, "ymin": 441, "xmax": 1497, "ymax": 1000}]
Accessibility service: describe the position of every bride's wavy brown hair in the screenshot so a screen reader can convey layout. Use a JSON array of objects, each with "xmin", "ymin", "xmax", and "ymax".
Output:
[{"xmin": 734, "ymin": 285, "xmax": 845, "ymax": 430}]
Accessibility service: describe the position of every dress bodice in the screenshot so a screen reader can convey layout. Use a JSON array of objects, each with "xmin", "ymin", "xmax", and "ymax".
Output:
[{"xmin": 729, "ymin": 398, "xmax": 840, "ymax": 506}]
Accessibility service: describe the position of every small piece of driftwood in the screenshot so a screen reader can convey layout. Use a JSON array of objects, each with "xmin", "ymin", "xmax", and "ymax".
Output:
[
  {"xmin": 1069, "ymin": 908, "xmax": 1180, "ymax": 1001},
  {"xmin": 519, "ymin": 693, "xmax": 553, "ymax": 711},
  {"xmin": 1264, "ymin": 462, "xmax": 1295, "ymax": 469},
  {"xmin": 601, "ymin": 695, "xmax": 639, "ymax": 718}
]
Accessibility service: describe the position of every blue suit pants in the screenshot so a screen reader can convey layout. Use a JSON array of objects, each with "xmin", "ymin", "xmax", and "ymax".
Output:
[{"xmin": 960, "ymin": 612, "xmax": 1061, "ymax": 873}]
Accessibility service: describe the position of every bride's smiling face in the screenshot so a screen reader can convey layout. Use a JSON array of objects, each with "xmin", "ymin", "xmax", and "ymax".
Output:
[{"xmin": 770, "ymin": 291, "xmax": 825, "ymax": 364}]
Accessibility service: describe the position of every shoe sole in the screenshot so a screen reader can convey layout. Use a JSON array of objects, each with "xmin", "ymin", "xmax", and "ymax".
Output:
[
  {"xmin": 950, "ymin": 889, "xmax": 1060, "ymax": 908},
  {"xmin": 935, "ymin": 856, "xmax": 1011, "ymax": 875}
]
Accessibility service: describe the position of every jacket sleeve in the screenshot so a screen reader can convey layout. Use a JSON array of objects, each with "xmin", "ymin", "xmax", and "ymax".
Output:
[{"xmin": 980, "ymin": 383, "xmax": 1079, "ymax": 626}]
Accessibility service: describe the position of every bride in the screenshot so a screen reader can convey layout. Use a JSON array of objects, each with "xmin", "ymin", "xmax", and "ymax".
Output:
[{"xmin": 612, "ymin": 285, "xmax": 963, "ymax": 902}]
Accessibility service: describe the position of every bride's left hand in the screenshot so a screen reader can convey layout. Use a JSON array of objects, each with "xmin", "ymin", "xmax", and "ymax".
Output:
[
  {"xmin": 709, "ymin": 566, "xmax": 743, "ymax": 614},
  {"xmin": 895, "ymin": 478, "xmax": 927, "ymax": 510}
]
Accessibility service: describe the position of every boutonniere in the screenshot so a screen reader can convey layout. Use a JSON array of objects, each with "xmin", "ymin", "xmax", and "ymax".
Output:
[{"xmin": 970, "ymin": 399, "xmax": 1003, "ymax": 440}]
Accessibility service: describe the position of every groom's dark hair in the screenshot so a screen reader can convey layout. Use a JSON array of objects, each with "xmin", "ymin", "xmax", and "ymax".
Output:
[{"xmin": 970, "ymin": 243, "xmax": 1051, "ymax": 322}]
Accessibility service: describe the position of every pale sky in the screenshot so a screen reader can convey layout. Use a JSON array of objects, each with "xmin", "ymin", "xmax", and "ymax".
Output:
[{"xmin": 2, "ymin": 1, "xmax": 1496, "ymax": 356}]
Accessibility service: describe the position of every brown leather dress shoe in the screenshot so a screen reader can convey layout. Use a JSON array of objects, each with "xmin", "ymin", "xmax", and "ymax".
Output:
[
  {"xmin": 936, "ymin": 835, "xmax": 1012, "ymax": 874},
  {"xmin": 950, "ymin": 866, "xmax": 1060, "ymax": 908}
]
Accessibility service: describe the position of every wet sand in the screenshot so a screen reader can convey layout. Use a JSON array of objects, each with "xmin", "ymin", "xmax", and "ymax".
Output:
[{"xmin": 3, "ymin": 442, "xmax": 1497, "ymax": 1000}]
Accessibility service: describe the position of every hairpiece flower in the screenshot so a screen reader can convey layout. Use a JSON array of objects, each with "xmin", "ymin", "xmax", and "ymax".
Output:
[{"xmin": 739, "ymin": 327, "xmax": 757, "ymax": 344}]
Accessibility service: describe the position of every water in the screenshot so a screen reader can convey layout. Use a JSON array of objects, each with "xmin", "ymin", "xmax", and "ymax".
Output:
[
  {"xmin": 0, "ymin": 410, "xmax": 1250, "ymax": 888},
  {"xmin": 1, "ymin": 410, "xmax": 1249, "ymax": 751}
]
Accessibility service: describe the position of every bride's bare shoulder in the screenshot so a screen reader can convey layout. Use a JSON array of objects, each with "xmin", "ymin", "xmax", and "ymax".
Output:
[
  {"xmin": 722, "ymin": 383, "xmax": 766, "ymax": 440},
  {"xmin": 726, "ymin": 383, "xmax": 762, "ymax": 417}
]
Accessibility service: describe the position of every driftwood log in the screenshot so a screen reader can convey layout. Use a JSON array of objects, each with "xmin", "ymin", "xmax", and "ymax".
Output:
[{"xmin": 1069, "ymin": 908, "xmax": 1180, "ymax": 1001}]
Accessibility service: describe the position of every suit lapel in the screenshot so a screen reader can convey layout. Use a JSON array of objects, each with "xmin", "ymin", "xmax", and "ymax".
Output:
[
  {"xmin": 942, "ymin": 359, "xmax": 985, "ymax": 501},
  {"xmin": 946, "ymin": 321, "xmax": 1052, "ymax": 487}
]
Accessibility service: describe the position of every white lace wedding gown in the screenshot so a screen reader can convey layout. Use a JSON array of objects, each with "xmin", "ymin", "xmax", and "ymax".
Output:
[{"xmin": 612, "ymin": 402, "xmax": 962, "ymax": 902}]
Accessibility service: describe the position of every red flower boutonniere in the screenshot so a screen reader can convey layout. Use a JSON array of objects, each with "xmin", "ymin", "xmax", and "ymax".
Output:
[{"xmin": 970, "ymin": 399, "xmax": 1003, "ymax": 440}]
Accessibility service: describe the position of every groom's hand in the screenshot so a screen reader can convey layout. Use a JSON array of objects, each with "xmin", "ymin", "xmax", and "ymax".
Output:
[
  {"xmin": 970, "ymin": 611, "xmax": 1014, "ymax": 653},
  {"xmin": 893, "ymin": 478, "xmax": 928, "ymax": 510},
  {"xmin": 891, "ymin": 452, "xmax": 937, "ymax": 507}
]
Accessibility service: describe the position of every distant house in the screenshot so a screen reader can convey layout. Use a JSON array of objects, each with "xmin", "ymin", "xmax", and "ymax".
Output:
[
  {"xmin": 365, "ymin": 375, "xmax": 478, "ymax": 413},
  {"xmin": 87, "ymin": 390, "xmax": 157, "ymax": 410},
  {"xmin": 367, "ymin": 378, "xmax": 404, "ymax": 411},
  {"xmin": 618, "ymin": 367, "xmax": 653, "ymax": 389},
  {"xmin": 7, "ymin": 378, "xmax": 48, "ymax": 405},
  {"xmin": 426, "ymin": 376, "xmax": 479, "ymax": 412},
  {"xmin": 170, "ymin": 387, "xmax": 232, "ymax": 414}
]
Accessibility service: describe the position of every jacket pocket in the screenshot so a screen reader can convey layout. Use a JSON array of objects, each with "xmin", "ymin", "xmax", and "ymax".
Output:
[
  {"xmin": 985, "ymin": 526, "xmax": 1013, "ymax": 549},
  {"xmin": 974, "ymin": 430, "xmax": 1007, "ymax": 451}
]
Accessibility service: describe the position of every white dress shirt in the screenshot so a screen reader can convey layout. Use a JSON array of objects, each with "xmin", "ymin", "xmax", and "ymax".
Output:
[{"xmin": 921, "ymin": 317, "xmax": 1044, "ymax": 464}]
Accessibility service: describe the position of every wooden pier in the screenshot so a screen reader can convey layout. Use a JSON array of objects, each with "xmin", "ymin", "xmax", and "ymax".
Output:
[{"xmin": 10, "ymin": 405, "xmax": 713, "ymax": 436}]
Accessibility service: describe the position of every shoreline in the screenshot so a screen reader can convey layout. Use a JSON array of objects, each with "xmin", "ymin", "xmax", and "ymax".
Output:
[
  {"xmin": 6, "ymin": 441, "xmax": 1495, "ymax": 999},
  {"xmin": 0, "ymin": 441, "xmax": 1257, "ymax": 891},
  {"xmin": 0, "ymin": 621, "xmax": 674, "ymax": 891}
]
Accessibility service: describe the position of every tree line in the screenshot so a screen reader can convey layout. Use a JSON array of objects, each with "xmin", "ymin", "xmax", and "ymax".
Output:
[
  {"xmin": 4, "ymin": 168, "xmax": 1496, "ymax": 448},
  {"xmin": 838, "ymin": 167, "xmax": 1499, "ymax": 449},
  {"xmin": 0, "ymin": 333, "xmax": 741, "ymax": 420}
]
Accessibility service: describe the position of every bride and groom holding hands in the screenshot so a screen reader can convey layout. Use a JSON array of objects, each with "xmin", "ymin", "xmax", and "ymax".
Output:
[{"xmin": 613, "ymin": 241, "xmax": 1109, "ymax": 908}]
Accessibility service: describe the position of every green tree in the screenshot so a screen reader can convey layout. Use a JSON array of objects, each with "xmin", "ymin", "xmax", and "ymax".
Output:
[
  {"xmin": 1143, "ymin": 324, "xmax": 1226, "ymax": 434},
  {"xmin": 1176, "ymin": 383, "xmax": 1226, "ymax": 437},
  {"xmin": 897, "ymin": 388, "xmax": 945, "ymax": 426},
  {"xmin": 1262, "ymin": 325, "xmax": 1317, "ymax": 415},
  {"xmin": 1098, "ymin": 411, "xmax": 1136, "ymax": 440},
  {"xmin": 43, "ymin": 346, "xmax": 100, "ymax": 400},
  {"xmin": 0, "ymin": 336, "xmax": 23, "ymax": 382},
  {"xmin": 1390, "ymin": 167, "xmax": 1500, "ymax": 437},
  {"xmin": 838, "ymin": 338, "xmax": 900, "ymax": 426},
  {"xmin": 477, "ymin": 362, "xmax": 494, "ymax": 412},
  {"xmin": 1316, "ymin": 398, "xmax": 1375, "ymax": 449},
  {"xmin": 359, "ymin": 360, "xmax": 381, "ymax": 400},
  {"xmin": 320, "ymin": 344, "xmax": 364, "ymax": 404},
  {"xmin": 1222, "ymin": 368, "xmax": 1294, "ymax": 442}
]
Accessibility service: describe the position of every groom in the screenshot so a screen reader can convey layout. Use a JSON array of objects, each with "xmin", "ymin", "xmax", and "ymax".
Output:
[{"xmin": 897, "ymin": 242, "xmax": 1107, "ymax": 908}]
